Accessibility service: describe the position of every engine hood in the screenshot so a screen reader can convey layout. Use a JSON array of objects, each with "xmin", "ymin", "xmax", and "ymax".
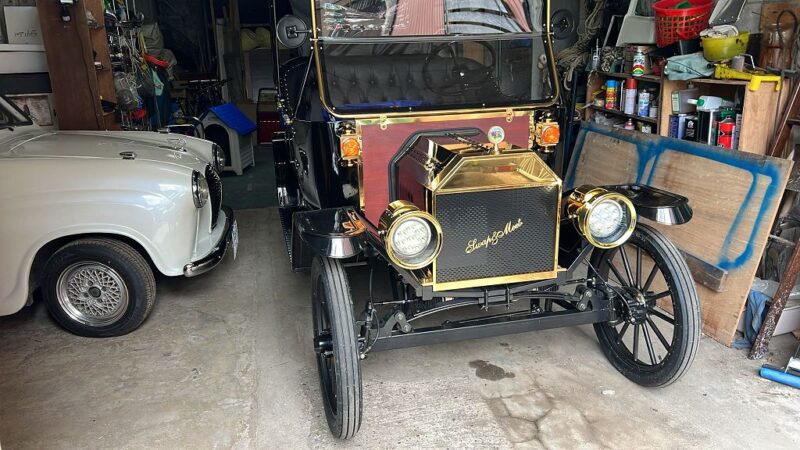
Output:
[{"xmin": 0, "ymin": 130, "xmax": 213, "ymax": 170}]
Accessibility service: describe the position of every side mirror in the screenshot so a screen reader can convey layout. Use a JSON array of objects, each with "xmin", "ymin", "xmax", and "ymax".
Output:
[{"xmin": 277, "ymin": 15, "xmax": 310, "ymax": 49}]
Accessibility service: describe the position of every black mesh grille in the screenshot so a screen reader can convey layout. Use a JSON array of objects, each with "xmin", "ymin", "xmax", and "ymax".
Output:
[
  {"xmin": 206, "ymin": 165, "xmax": 223, "ymax": 229},
  {"xmin": 435, "ymin": 186, "xmax": 559, "ymax": 284}
]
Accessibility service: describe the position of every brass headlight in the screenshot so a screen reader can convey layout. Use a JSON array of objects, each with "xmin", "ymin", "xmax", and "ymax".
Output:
[
  {"xmin": 378, "ymin": 200, "xmax": 443, "ymax": 270},
  {"xmin": 567, "ymin": 185, "xmax": 636, "ymax": 249}
]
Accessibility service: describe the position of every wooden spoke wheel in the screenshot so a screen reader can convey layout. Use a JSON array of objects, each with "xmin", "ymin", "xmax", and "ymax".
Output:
[
  {"xmin": 591, "ymin": 224, "xmax": 701, "ymax": 387},
  {"xmin": 311, "ymin": 256, "xmax": 362, "ymax": 439}
]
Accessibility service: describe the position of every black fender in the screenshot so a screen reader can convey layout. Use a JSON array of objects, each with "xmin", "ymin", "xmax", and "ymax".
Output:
[
  {"xmin": 558, "ymin": 184, "xmax": 692, "ymax": 271},
  {"xmin": 604, "ymin": 184, "xmax": 693, "ymax": 225},
  {"xmin": 291, "ymin": 207, "xmax": 367, "ymax": 271}
]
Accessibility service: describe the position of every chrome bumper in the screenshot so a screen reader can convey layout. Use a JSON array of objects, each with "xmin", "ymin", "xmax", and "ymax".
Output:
[{"xmin": 184, "ymin": 206, "xmax": 235, "ymax": 277}]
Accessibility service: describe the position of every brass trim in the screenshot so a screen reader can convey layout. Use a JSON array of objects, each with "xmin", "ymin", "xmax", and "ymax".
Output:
[
  {"xmin": 431, "ymin": 269, "xmax": 563, "ymax": 292},
  {"xmin": 378, "ymin": 200, "xmax": 444, "ymax": 270},
  {"xmin": 429, "ymin": 150, "xmax": 562, "ymax": 291},
  {"xmin": 309, "ymin": 1, "xmax": 560, "ymax": 120},
  {"xmin": 431, "ymin": 150, "xmax": 562, "ymax": 194},
  {"xmin": 566, "ymin": 185, "xmax": 637, "ymax": 249}
]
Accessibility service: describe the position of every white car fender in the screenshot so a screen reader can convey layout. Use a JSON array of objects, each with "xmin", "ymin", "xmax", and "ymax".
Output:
[{"xmin": 0, "ymin": 159, "xmax": 201, "ymax": 316}]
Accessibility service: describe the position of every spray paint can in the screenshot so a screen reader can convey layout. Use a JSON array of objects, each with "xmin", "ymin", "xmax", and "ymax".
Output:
[
  {"xmin": 717, "ymin": 117, "xmax": 736, "ymax": 149},
  {"xmin": 637, "ymin": 90, "xmax": 650, "ymax": 117},
  {"xmin": 605, "ymin": 80, "xmax": 618, "ymax": 110},
  {"xmin": 624, "ymin": 118, "xmax": 635, "ymax": 130},
  {"xmin": 632, "ymin": 49, "xmax": 646, "ymax": 76},
  {"xmin": 624, "ymin": 78, "xmax": 637, "ymax": 115}
]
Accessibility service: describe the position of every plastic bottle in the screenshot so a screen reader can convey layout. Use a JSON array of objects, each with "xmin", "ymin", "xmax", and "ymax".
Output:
[
  {"xmin": 624, "ymin": 78, "xmax": 637, "ymax": 115},
  {"xmin": 687, "ymin": 96, "xmax": 734, "ymax": 111}
]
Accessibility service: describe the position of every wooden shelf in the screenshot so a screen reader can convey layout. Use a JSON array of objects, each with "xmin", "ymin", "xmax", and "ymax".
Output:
[
  {"xmin": 587, "ymin": 105, "xmax": 659, "ymax": 124},
  {"xmin": 689, "ymin": 78, "xmax": 751, "ymax": 86},
  {"xmin": 596, "ymin": 71, "xmax": 662, "ymax": 84}
]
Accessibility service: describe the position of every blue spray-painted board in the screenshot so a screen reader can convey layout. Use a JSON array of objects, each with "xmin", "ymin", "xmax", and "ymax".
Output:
[{"xmin": 567, "ymin": 122, "xmax": 792, "ymax": 345}]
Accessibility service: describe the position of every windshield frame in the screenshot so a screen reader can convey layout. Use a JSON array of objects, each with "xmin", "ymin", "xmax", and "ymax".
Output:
[
  {"xmin": 309, "ymin": 0, "xmax": 559, "ymax": 119},
  {"xmin": 0, "ymin": 95, "xmax": 34, "ymax": 128}
]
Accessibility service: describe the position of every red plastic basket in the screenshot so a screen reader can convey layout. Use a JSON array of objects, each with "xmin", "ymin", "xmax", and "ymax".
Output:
[{"xmin": 653, "ymin": 0, "xmax": 714, "ymax": 48}]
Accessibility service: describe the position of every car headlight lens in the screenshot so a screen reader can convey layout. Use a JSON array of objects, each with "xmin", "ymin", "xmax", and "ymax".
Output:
[
  {"xmin": 192, "ymin": 170, "xmax": 210, "ymax": 208},
  {"xmin": 567, "ymin": 185, "xmax": 636, "ymax": 249},
  {"xmin": 379, "ymin": 201, "xmax": 442, "ymax": 270},
  {"xmin": 212, "ymin": 144, "xmax": 225, "ymax": 172},
  {"xmin": 392, "ymin": 217, "xmax": 432, "ymax": 257},
  {"xmin": 588, "ymin": 200, "xmax": 625, "ymax": 239}
]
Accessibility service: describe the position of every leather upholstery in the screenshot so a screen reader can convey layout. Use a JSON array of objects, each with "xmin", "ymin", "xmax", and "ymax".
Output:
[{"xmin": 323, "ymin": 55, "xmax": 489, "ymax": 108}]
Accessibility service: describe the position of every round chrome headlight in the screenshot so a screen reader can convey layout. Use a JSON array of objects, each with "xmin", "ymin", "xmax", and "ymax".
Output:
[
  {"xmin": 567, "ymin": 186, "xmax": 636, "ymax": 249},
  {"xmin": 212, "ymin": 144, "xmax": 225, "ymax": 172},
  {"xmin": 379, "ymin": 201, "xmax": 442, "ymax": 270},
  {"xmin": 192, "ymin": 170, "xmax": 210, "ymax": 208}
]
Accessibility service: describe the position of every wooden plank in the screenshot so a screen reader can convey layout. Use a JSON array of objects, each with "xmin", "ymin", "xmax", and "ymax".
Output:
[
  {"xmin": 679, "ymin": 248, "xmax": 728, "ymax": 292},
  {"xmin": 739, "ymin": 81, "xmax": 781, "ymax": 156},
  {"xmin": 567, "ymin": 123, "xmax": 793, "ymax": 346},
  {"xmin": 37, "ymin": 0, "xmax": 103, "ymax": 130}
]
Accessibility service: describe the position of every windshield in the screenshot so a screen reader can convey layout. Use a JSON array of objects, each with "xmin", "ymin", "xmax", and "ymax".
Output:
[
  {"xmin": 312, "ymin": 1, "xmax": 554, "ymax": 115},
  {"xmin": 315, "ymin": 0, "xmax": 537, "ymax": 38},
  {"xmin": 0, "ymin": 96, "xmax": 33, "ymax": 128}
]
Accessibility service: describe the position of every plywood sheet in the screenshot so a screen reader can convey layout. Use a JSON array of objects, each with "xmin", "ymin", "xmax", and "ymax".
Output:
[{"xmin": 567, "ymin": 122, "xmax": 793, "ymax": 346}]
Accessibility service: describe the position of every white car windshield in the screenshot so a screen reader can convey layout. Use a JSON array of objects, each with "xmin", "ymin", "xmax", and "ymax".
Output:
[{"xmin": 0, "ymin": 96, "xmax": 33, "ymax": 128}]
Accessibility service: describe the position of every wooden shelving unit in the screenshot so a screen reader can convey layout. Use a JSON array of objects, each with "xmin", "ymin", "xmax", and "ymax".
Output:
[
  {"xmin": 660, "ymin": 77, "xmax": 781, "ymax": 155},
  {"xmin": 585, "ymin": 71, "xmax": 663, "ymax": 135},
  {"xmin": 37, "ymin": 0, "xmax": 118, "ymax": 130},
  {"xmin": 584, "ymin": 70, "xmax": 782, "ymax": 155}
]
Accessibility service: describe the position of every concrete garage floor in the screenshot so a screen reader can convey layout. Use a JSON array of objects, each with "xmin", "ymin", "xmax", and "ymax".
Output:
[{"xmin": 1, "ymin": 208, "xmax": 799, "ymax": 449}]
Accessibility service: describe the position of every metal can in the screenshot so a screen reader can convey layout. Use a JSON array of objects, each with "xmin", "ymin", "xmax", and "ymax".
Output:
[
  {"xmin": 637, "ymin": 90, "xmax": 650, "ymax": 117},
  {"xmin": 605, "ymin": 80, "xmax": 618, "ymax": 110},
  {"xmin": 717, "ymin": 118, "xmax": 736, "ymax": 149},
  {"xmin": 632, "ymin": 50, "xmax": 646, "ymax": 76}
]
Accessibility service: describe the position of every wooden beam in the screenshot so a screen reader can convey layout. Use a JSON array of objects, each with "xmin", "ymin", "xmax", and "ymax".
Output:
[
  {"xmin": 37, "ymin": 0, "xmax": 103, "ymax": 130},
  {"xmin": 679, "ymin": 249, "xmax": 728, "ymax": 293}
]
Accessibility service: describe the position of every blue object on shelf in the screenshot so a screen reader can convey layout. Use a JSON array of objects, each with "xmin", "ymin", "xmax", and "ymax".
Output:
[
  {"xmin": 760, "ymin": 365, "xmax": 800, "ymax": 389},
  {"xmin": 209, "ymin": 103, "xmax": 257, "ymax": 135}
]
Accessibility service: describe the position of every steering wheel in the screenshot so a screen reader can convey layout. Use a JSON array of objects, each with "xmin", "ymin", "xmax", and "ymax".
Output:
[{"xmin": 422, "ymin": 41, "xmax": 498, "ymax": 97}]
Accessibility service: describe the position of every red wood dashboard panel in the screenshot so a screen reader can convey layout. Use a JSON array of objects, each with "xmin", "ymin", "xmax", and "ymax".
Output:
[{"xmin": 360, "ymin": 116, "xmax": 530, "ymax": 224}]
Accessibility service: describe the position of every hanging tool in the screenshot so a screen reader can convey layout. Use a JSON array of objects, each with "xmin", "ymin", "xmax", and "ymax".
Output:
[{"xmin": 714, "ymin": 64, "xmax": 782, "ymax": 91}]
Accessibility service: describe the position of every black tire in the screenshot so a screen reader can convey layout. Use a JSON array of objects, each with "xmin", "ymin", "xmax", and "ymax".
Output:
[
  {"xmin": 42, "ymin": 238, "xmax": 156, "ymax": 337},
  {"xmin": 591, "ymin": 224, "xmax": 700, "ymax": 387},
  {"xmin": 311, "ymin": 255, "xmax": 362, "ymax": 439}
]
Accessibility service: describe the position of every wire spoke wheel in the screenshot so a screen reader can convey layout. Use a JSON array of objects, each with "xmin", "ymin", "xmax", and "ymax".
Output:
[
  {"xmin": 56, "ymin": 262, "xmax": 129, "ymax": 327},
  {"xmin": 591, "ymin": 224, "xmax": 700, "ymax": 387},
  {"xmin": 311, "ymin": 256, "xmax": 362, "ymax": 439}
]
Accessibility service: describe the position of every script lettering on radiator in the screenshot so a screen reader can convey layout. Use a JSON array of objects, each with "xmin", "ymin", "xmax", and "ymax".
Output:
[{"xmin": 465, "ymin": 218, "xmax": 524, "ymax": 254}]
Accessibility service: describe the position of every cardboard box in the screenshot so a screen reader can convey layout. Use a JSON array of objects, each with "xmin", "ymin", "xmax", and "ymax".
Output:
[{"xmin": 4, "ymin": 6, "xmax": 43, "ymax": 45}]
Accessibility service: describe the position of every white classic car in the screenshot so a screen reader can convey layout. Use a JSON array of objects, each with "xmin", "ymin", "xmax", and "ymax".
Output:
[{"xmin": 0, "ymin": 95, "xmax": 238, "ymax": 337}]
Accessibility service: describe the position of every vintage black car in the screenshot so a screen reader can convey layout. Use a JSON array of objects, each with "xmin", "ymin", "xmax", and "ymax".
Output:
[{"xmin": 271, "ymin": 0, "xmax": 700, "ymax": 439}]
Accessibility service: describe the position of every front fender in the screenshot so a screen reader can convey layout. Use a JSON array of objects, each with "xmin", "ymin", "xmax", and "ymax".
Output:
[
  {"xmin": 604, "ymin": 184, "xmax": 693, "ymax": 225},
  {"xmin": 290, "ymin": 207, "xmax": 367, "ymax": 271},
  {"xmin": 0, "ymin": 159, "xmax": 199, "ymax": 316}
]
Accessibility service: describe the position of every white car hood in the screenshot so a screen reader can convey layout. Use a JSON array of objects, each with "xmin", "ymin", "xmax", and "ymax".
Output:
[{"xmin": 0, "ymin": 130, "xmax": 211, "ymax": 170}]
